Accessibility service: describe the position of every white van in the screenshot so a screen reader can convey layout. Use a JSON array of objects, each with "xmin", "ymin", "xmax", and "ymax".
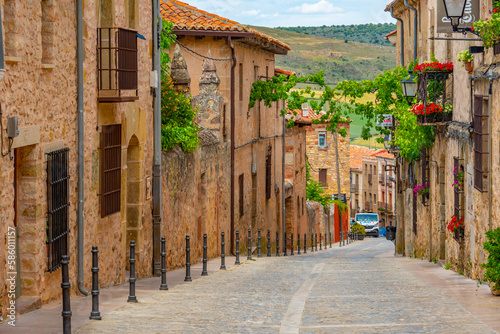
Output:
[{"xmin": 354, "ymin": 213, "xmax": 380, "ymax": 237}]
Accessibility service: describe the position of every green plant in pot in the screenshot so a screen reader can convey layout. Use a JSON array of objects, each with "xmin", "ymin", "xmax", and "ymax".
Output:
[
  {"xmin": 352, "ymin": 222, "xmax": 366, "ymax": 240},
  {"xmin": 472, "ymin": 3, "xmax": 500, "ymax": 49},
  {"xmin": 456, "ymin": 50, "xmax": 474, "ymax": 73},
  {"xmin": 482, "ymin": 227, "xmax": 500, "ymax": 295}
]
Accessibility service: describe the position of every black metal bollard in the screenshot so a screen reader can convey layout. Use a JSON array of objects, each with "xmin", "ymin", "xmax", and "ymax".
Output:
[
  {"xmin": 284, "ymin": 232, "xmax": 287, "ymax": 256},
  {"xmin": 184, "ymin": 236, "xmax": 192, "ymax": 282},
  {"xmin": 311, "ymin": 233, "xmax": 314, "ymax": 252},
  {"xmin": 276, "ymin": 231, "xmax": 280, "ymax": 256},
  {"xmin": 304, "ymin": 233, "xmax": 307, "ymax": 254},
  {"xmin": 320, "ymin": 233, "xmax": 322, "ymax": 250},
  {"xmin": 315, "ymin": 233, "xmax": 318, "ymax": 251},
  {"xmin": 90, "ymin": 246, "xmax": 101, "ymax": 320},
  {"xmin": 330, "ymin": 232, "xmax": 332, "ymax": 248},
  {"xmin": 128, "ymin": 241, "xmax": 138, "ymax": 302},
  {"xmin": 160, "ymin": 238, "xmax": 169, "ymax": 290},
  {"xmin": 343, "ymin": 231, "xmax": 346, "ymax": 246},
  {"xmin": 61, "ymin": 255, "xmax": 72, "ymax": 334},
  {"xmin": 247, "ymin": 228, "xmax": 252, "ymax": 260},
  {"xmin": 258, "ymin": 229, "xmax": 262, "ymax": 258},
  {"xmin": 220, "ymin": 231, "xmax": 227, "ymax": 270},
  {"xmin": 202, "ymin": 234, "xmax": 208, "ymax": 276},
  {"xmin": 325, "ymin": 232, "xmax": 327, "ymax": 249},
  {"xmin": 235, "ymin": 230, "xmax": 241, "ymax": 265},
  {"xmin": 298, "ymin": 233, "xmax": 301, "ymax": 255},
  {"xmin": 290, "ymin": 233, "xmax": 294, "ymax": 256},
  {"xmin": 267, "ymin": 230, "xmax": 271, "ymax": 257},
  {"xmin": 340, "ymin": 231, "xmax": 342, "ymax": 247}
]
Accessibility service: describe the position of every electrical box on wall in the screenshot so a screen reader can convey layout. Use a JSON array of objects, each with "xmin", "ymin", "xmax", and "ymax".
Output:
[
  {"xmin": 150, "ymin": 71, "xmax": 158, "ymax": 89},
  {"xmin": 6, "ymin": 116, "xmax": 19, "ymax": 138}
]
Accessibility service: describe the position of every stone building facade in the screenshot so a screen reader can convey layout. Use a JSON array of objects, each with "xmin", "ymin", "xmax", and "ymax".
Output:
[
  {"xmin": 160, "ymin": 1, "xmax": 308, "ymax": 260},
  {"xmin": 0, "ymin": 0, "xmax": 156, "ymax": 316},
  {"xmin": 387, "ymin": 0, "xmax": 500, "ymax": 280}
]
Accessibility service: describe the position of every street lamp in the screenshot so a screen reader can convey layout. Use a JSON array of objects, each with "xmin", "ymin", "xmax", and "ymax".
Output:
[
  {"xmin": 401, "ymin": 71, "xmax": 417, "ymax": 105},
  {"xmin": 442, "ymin": 0, "xmax": 480, "ymax": 36}
]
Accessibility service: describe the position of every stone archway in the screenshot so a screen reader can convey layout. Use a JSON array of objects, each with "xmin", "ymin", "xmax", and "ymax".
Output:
[{"xmin": 126, "ymin": 135, "xmax": 143, "ymax": 260}]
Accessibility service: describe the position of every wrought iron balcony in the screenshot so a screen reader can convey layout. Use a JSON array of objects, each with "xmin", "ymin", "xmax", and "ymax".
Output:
[
  {"xmin": 414, "ymin": 68, "xmax": 453, "ymax": 126},
  {"xmin": 364, "ymin": 201, "xmax": 372, "ymax": 212},
  {"xmin": 98, "ymin": 28, "xmax": 139, "ymax": 103},
  {"xmin": 350, "ymin": 184, "xmax": 359, "ymax": 194},
  {"xmin": 379, "ymin": 174, "xmax": 385, "ymax": 184}
]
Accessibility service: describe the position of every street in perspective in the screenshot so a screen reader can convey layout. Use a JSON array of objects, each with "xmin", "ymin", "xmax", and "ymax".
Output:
[{"xmin": 1, "ymin": 0, "xmax": 500, "ymax": 333}]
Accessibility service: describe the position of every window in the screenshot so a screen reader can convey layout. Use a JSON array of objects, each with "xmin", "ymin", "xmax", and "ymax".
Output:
[
  {"xmin": 254, "ymin": 65, "xmax": 259, "ymax": 82},
  {"xmin": 301, "ymin": 103, "xmax": 309, "ymax": 117},
  {"xmin": 239, "ymin": 174, "xmax": 244, "ymax": 217},
  {"xmin": 100, "ymin": 124, "xmax": 122, "ymax": 217},
  {"xmin": 319, "ymin": 169, "xmax": 327, "ymax": 187},
  {"xmin": 47, "ymin": 148, "xmax": 70, "ymax": 272},
  {"xmin": 266, "ymin": 146, "xmax": 272, "ymax": 200},
  {"xmin": 297, "ymin": 196, "xmax": 300, "ymax": 217},
  {"xmin": 4, "ymin": 0, "xmax": 18, "ymax": 56},
  {"xmin": 318, "ymin": 132, "xmax": 327, "ymax": 148},
  {"xmin": 473, "ymin": 95, "xmax": 489, "ymax": 192},
  {"xmin": 239, "ymin": 63, "xmax": 243, "ymax": 101}
]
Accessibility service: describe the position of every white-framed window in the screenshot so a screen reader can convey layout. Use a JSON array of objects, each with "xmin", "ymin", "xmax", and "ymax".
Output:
[{"xmin": 318, "ymin": 132, "xmax": 327, "ymax": 148}]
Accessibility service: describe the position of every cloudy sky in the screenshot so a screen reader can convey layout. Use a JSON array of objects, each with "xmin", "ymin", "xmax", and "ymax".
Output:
[{"xmin": 181, "ymin": 0, "xmax": 394, "ymax": 27}]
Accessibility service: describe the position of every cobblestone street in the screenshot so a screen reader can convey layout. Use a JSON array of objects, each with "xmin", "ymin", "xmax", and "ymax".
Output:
[{"xmin": 75, "ymin": 238, "xmax": 500, "ymax": 334}]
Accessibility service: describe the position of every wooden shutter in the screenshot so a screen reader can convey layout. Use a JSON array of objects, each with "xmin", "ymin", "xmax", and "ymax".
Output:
[
  {"xmin": 473, "ymin": 95, "xmax": 489, "ymax": 192},
  {"xmin": 239, "ymin": 174, "xmax": 244, "ymax": 217},
  {"xmin": 117, "ymin": 28, "xmax": 138, "ymax": 90},
  {"xmin": 101, "ymin": 124, "xmax": 122, "ymax": 218},
  {"xmin": 319, "ymin": 169, "xmax": 327, "ymax": 187},
  {"xmin": 266, "ymin": 146, "xmax": 272, "ymax": 200}
]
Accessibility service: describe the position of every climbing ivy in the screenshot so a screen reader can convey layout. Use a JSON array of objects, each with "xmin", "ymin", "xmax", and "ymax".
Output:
[
  {"xmin": 160, "ymin": 21, "xmax": 200, "ymax": 153},
  {"xmin": 249, "ymin": 63, "xmax": 434, "ymax": 163}
]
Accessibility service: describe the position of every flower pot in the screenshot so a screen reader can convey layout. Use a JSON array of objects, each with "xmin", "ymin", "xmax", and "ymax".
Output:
[
  {"xmin": 466, "ymin": 61, "xmax": 473, "ymax": 73},
  {"xmin": 490, "ymin": 283, "xmax": 500, "ymax": 296},
  {"xmin": 358, "ymin": 234, "xmax": 365, "ymax": 240}
]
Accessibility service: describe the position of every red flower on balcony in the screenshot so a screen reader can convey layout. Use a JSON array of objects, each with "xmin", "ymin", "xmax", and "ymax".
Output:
[
  {"xmin": 410, "ymin": 103, "xmax": 443, "ymax": 115},
  {"xmin": 414, "ymin": 62, "xmax": 454, "ymax": 73},
  {"xmin": 447, "ymin": 215, "xmax": 464, "ymax": 233}
]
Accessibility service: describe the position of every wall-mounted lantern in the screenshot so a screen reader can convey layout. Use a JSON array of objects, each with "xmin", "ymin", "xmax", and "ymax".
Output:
[
  {"xmin": 442, "ymin": 0, "xmax": 480, "ymax": 36},
  {"xmin": 400, "ymin": 71, "xmax": 417, "ymax": 105}
]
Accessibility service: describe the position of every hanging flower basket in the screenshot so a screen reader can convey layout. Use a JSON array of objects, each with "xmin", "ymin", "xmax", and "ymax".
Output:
[
  {"xmin": 452, "ymin": 166, "xmax": 465, "ymax": 189},
  {"xmin": 413, "ymin": 183, "xmax": 430, "ymax": 197},
  {"xmin": 411, "ymin": 102, "xmax": 452, "ymax": 124},
  {"xmin": 447, "ymin": 215, "xmax": 464, "ymax": 240},
  {"xmin": 472, "ymin": 8, "xmax": 500, "ymax": 49}
]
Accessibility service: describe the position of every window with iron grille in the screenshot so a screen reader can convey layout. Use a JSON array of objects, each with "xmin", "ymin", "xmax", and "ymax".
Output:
[
  {"xmin": 239, "ymin": 174, "xmax": 244, "ymax": 217},
  {"xmin": 266, "ymin": 146, "xmax": 272, "ymax": 200},
  {"xmin": 454, "ymin": 157, "xmax": 465, "ymax": 241},
  {"xmin": 473, "ymin": 95, "xmax": 489, "ymax": 192},
  {"xmin": 47, "ymin": 148, "xmax": 70, "ymax": 272},
  {"xmin": 97, "ymin": 28, "xmax": 138, "ymax": 102},
  {"xmin": 100, "ymin": 124, "xmax": 122, "ymax": 218},
  {"xmin": 319, "ymin": 169, "xmax": 327, "ymax": 187}
]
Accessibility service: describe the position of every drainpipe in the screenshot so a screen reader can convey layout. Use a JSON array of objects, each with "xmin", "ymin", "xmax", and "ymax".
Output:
[
  {"xmin": 488, "ymin": 81, "xmax": 492, "ymax": 231},
  {"xmin": 152, "ymin": 0, "xmax": 162, "ymax": 275},
  {"xmin": 404, "ymin": 0, "xmax": 417, "ymax": 62},
  {"xmin": 0, "ymin": 1, "xmax": 5, "ymax": 79},
  {"xmin": 228, "ymin": 37, "xmax": 236, "ymax": 255},
  {"xmin": 282, "ymin": 101, "xmax": 285, "ymax": 244},
  {"xmin": 76, "ymin": 0, "xmax": 89, "ymax": 296},
  {"xmin": 390, "ymin": 7, "xmax": 405, "ymax": 66}
]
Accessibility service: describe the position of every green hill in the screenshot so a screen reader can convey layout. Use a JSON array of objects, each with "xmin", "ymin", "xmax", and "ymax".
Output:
[
  {"xmin": 277, "ymin": 23, "xmax": 397, "ymax": 47},
  {"xmin": 252, "ymin": 26, "xmax": 396, "ymax": 86}
]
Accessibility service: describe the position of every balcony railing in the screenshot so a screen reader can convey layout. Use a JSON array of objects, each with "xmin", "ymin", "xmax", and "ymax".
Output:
[
  {"xmin": 350, "ymin": 184, "xmax": 359, "ymax": 194},
  {"xmin": 98, "ymin": 28, "xmax": 139, "ymax": 103},
  {"xmin": 379, "ymin": 174, "xmax": 385, "ymax": 184},
  {"xmin": 415, "ymin": 70, "xmax": 453, "ymax": 126},
  {"xmin": 378, "ymin": 201, "xmax": 393, "ymax": 214},
  {"xmin": 364, "ymin": 201, "xmax": 372, "ymax": 212}
]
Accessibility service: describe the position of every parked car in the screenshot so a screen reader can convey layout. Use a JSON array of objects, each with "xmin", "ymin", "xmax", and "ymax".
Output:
[{"xmin": 354, "ymin": 213, "xmax": 379, "ymax": 237}]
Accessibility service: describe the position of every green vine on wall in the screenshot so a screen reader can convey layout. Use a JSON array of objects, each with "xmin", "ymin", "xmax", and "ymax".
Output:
[
  {"xmin": 160, "ymin": 21, "xmax": 200, "ymax": 153},
  {"xmin": 249, "ymin": 64, "xmax": 434, "ymax": 163}
]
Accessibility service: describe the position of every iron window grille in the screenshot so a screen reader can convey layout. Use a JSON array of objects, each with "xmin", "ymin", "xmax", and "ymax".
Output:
[
  {"xmin": 473, "ymin": 95, "xmax": 489, "ymax": 192},
  {"xmin": 46, "ymin": 148, "xmax": 70, "ymax": 273},
  {"xmin": 97, "ymin": 28, "xmax": 138, "ymax": 103},
  {"xmin": 100, "ymin": 124, "xmax": 122, "ymax": 218},
  {"xmin": 265, "ymin": 146, "xmax": 272, "ymax": 200},
  {"xmin": 454, "ymin": 156, "xmax": 465, "ymax": 242},
  {"xmin": 416, "ymin": 71, "xmax": 453, "ymax": 125}
]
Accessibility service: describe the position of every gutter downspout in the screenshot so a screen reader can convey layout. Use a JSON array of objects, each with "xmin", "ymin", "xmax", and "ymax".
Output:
[
  {"xmin": 229, "ymin": 37, "xmax": 236, "ymax": 255},
  {"xmin": 152, "ymin": 0, "xmax": 162, "ymax": 275},
  {"xmin": 404, "ymin": 0, "xmax": 418, "ymax": 62},
  {"xmin": 390, "ymin": 7, "xmax": 405, "ymax": 66},
  {"xmin": 282, "ymin": 101, "xmax": 285, "ymax": 248},
  {"xmin": 77, "ymin": 0, "xmax": 89, "ymax": 296},
  {"xmin": 488, "ymin": 81, "xmax": 492, "ymax": 231},
  {"xmin": 0, "ymin": 1, "xmax": 4, "ymax": 76}
]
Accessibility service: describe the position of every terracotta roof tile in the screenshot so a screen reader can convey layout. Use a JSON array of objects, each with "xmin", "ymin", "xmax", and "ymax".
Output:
[
  {"xmin": 161, "ymin": 0, "xmax": 290, "ymax": 52},
  {"xmin": 350, "ymin": 145, "xmax": 385, "ymax": 170},
  {"xmin": 275, "ymin": 68, "xmax": 296, "ymax": 77},
  {"xmin": 386, "ymin": 30, "xmax": 397, "ymax": 37},
  {"xmin": 385, "ymin": 0, "xmax": 401, "ymax": 12}
]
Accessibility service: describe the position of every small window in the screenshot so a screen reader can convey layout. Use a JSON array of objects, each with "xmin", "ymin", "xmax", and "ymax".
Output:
[
  {"xmin": 47, "ymin": 148, "xmax": 70, "ymax": 272},
  {"xmin": 100, "ymin": 124, "xmax": 122, "ymax": 218},
  {"xmin": 41, "ymin": 0, "xmax": 55, "ymax": 64},
  {"xmin": 318, "ymin": 132, "xmax": 327, "ymax": 148},
  {"xmin": 239, "ymin": 174, "xmax": 244, "ymax": 217},
  {"xmin": 473, "ymin": 95, "xmax": 489, "ymax": 192},
  {"xmin": 301, "ymin": 103, "xmax": 309, "ymax": 117},
  {"xmin": 319, "ymin": 169, "xmax": 327, "ymax": 187}
]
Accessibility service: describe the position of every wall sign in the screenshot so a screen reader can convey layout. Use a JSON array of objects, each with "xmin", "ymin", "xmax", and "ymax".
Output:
[{"xmin": 437, "ymin": 0, "xmax": 479, "ymax": 33}]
